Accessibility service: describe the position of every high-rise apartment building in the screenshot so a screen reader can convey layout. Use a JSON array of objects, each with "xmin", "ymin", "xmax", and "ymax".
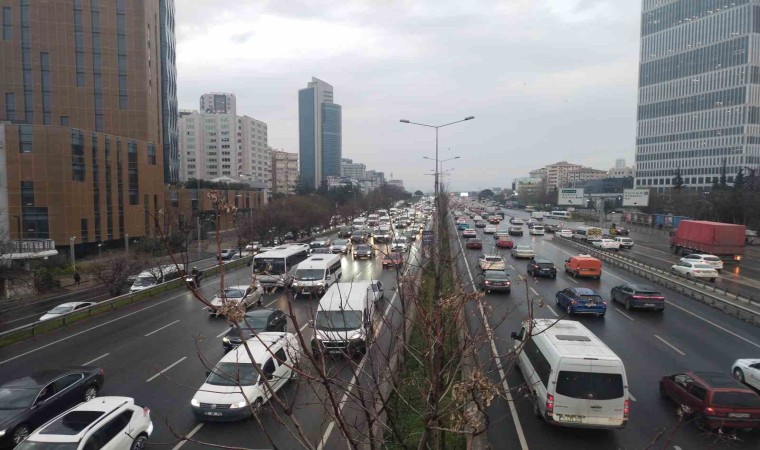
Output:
[
  {"xmin": 299, "ymin": 77, "xmax": 342, "ymax": 189},
  {"xmin": 179, "ymin": 111, "xmax": 270, "ymax": 189},
  {"xmin": 341, "ymin": 161, "xmax": 366, "ymax": 180},
  {"xmin": 636, "ymin": 1, "xmax": 760, "ymax": 192},
  {"xmin": 271, "ymin": 149, "xmax": 299, "ymax": 195},
  {"xmin": 200, "ymin": 92, "xmax": 236, "ymax": 115},
  {"xmin": 159, "ymin": 0, "xmax": 178, "ymax": 183},
  {"xmin": 0, "ymin": 0, "xmax": 174, "ymax": 247}
]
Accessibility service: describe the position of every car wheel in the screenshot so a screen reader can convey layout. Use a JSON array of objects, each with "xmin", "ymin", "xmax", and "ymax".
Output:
[
  {"xmin": 555, "ymin": 296, "xmax": 560, "ymax": 306},
  {"xmin": 13, "ymin": 425, "xmax": 31, "ymax": 445},
  {"xmin": 84, "ymin": 385, "xmax": 98, "ymax": 402},
  {"xmin": 710, "ymin": 278, "xmax": 716, "ymax": 282},
  {"xmin": 734, "ymin": 368, "xmax": 745, "ymax": 383},
  {"xmin": 624, "ymin": 299, "xmax": 631, "ymax": 310},
  {"xmin": 686, "ymin": 272, "xmax": 692, "ymax": 279},
  {"xmin": 130, "ymin": 435, "xmax": 149, "ymax": 450},
  {"xmin": 573, "ymin": 270, "xmax": 579, "ymax": 278},
  {"xmin": 566, "ymin": 305, "xmax": 572, "ymax": 315}
]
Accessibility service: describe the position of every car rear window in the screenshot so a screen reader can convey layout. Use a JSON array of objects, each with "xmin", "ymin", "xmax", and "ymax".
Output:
[
  {"xmin": 579, "ymin": 294, "xmax": 603, "ymax": 302},
  {"xmin": 712, "ymin": 392, "xmax": 760, "ymax": 408},
  {"xmin": 538, "ymin": 263, "xmax": 554, "ymax": 269},
  {"xmin": 703, "ymin": 256, "xmax": 721, "ymax": 262},
  {"xmin": 695, "ymin": 264, "xmax": 714, "ymax": 269},
  {"xmin": 486, "ymin": 257, "xmax": 502, "ymax": 262},
  {"xmin": 556, "ymin": 371, "xmax": 624, "ymax": 400}
]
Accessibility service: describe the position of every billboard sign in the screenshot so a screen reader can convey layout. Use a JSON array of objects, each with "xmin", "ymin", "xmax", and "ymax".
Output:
[
  {"xmin": 557, "ymin": 188, "xmax": 584, "ymax": 206},
  {"xmin": 622, "ymin": 189, "xmax": 650, "ymax": 207},
  {"xmin": 422, "ymin": 230, "xmax": 434, "ymax": 249}
]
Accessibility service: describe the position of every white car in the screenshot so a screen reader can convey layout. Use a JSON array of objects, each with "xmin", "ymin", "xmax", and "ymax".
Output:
[
  {"xmin": 478, "ymin": 255, "xmax": 506, "ymax": 271},
  {"xmin": 592, "ymin": 239, "xmax": 620, "ymax": 250},
  {"xmin": 679, "ymin": 253, "xmax": 724, "ymax": 271},
  {"xmin": 510, "ymin": 218, "xmax": 524, "ymax": 225},
  {"xmin": 529, "ymin": 226, "xmax": 545, "ymax": 236},
  {"xmin": 558, "ymin": 229, "xmax": 573, "ymax": 238},
  {"xmin": 245, "ymin": 242, "xmax": 261, "ymax": 253},
  {"xmin": 614, "ymin": 237, "xmax": 634, "ymax": 249},
  {"xmin": 209, "ymin": 284, "xmax": 263, "ymax": 315},
  {"xmin": 391, "ymin": 239, "xmax": 409, "ymax": 253},
  {"xmin": 510, "ymin": 245, "xmax": 535, "ymax": 259},
  {"xmin": 462, "ymin": 229, "xmax": 477, "ymax": 238},
  {"xmin": 39, "ymin": 301, "xmax": 96, "ymax": 321},
  {"xmin": 732, "ymin": 358, "xmax": 760, "ymax": 390},
  {"xmin": 670, "ymin": 262, "xmax": 719, "ymax": 281},
  {"xmin": 483, "ymin": 225, "xmax": 497, "ymax": 234},
  {"xmin": 18, "ymin": 396, "xmax": 153, "ymax": 449}
]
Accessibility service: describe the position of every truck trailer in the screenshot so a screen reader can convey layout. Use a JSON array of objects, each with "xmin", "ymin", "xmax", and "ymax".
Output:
[{"xmin": 669, "ymin": 220, "xmax": 745, "ymax": 262}]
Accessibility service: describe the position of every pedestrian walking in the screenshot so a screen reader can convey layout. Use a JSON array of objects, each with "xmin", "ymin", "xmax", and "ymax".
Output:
[{"xmin": 73, "ymin": 271, "xmax": 81, "ymax": 286}]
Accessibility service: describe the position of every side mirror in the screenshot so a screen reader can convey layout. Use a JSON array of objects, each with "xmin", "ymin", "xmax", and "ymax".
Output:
[
  {"xmin": 510, "ymin": 331, "xmax": 521, "ymax": 341},
  {"xmin": 308, "ymin": 320, "xmax": 315, "ymax": 328}
]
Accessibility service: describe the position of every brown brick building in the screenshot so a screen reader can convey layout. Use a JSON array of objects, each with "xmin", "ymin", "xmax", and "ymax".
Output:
[{"xmin": 0, "ymin": 0, "xmax": 177, "ymax": 250}]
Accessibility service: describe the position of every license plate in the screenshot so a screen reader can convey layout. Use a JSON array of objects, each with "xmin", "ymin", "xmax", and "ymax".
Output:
[
  {"xmin": 205, "ymin": 412, "xmax": 223, "ymax": 416},
  {"xmin": 644, "ymin": 303, "xmax": 655, "ymax": 307},
  {"xmin": 557, "ymin": 414, "xmax": 583, "ymax": 423},
  {"xmin": 729, "ymin": 413, "xmax": 750, "ymax": 418}
]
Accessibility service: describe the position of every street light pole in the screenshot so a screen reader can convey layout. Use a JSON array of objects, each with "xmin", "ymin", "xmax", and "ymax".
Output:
[{"xmin": 69, "ymin": 237, "xmax": 76, "ymax": 267}]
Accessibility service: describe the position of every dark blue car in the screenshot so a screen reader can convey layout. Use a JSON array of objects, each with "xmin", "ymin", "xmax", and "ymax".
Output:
[
  {"xmin": 555, "ymin": 287, "xmax": 607, "ymax": 317},
  {"xmin": 457, "ymin": 223, "xmax": 470, "ymax": 230}
]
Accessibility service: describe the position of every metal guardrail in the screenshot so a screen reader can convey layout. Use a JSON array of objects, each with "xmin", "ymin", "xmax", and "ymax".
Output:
[
  {"xmin": 0, "ymin": 255, "xmax": 254, "ymax": 348},
  {"xmin": 552, "ymin": 236, "xmax": 760, "ymax": 326}
]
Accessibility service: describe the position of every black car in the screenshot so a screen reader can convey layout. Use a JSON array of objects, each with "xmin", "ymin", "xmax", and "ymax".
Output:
[
  {"xmin": 353, "ymin": 244, "xmax": 375, "ymax": 259},
  {"xmin": 480, "ymin": 270, "xmax": 511, "ymax": 293},
  {"xmin": 527, "ymin": 259, "xmax": 557, "ymax": 278},
  {"xmin": 222, "ymin": 308, "xmax": 288, "ymax": 352},
  {"xmin": 0, "ymin": 367, "xmax": 105, "ymax": 447},
  {"xmin": 337, "ymin": 226, "xmax": 352, "ymax": 239},
  {"xmin": 543, "ymin": 224, "xmax": 560, "ymax": 233},
  {"xmin": 350, "ymin": 231, "xmax": 368, "ymax": 244},
  {"xmin": 610, "ymin": 283, "xmax": 665, "ymax": 311}
]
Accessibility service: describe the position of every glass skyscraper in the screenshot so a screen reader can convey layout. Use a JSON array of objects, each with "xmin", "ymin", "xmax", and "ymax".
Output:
[
  {"xmin": 635, "ymin": 0, "xmax": 760, "ymax": 192},
  {"xmin": 298, "ymin": 77, "xmax": 342, "ymax": 189},
  {"xmin": 159, "ymin": 0, "xmax": 179, "ymax": 184}
]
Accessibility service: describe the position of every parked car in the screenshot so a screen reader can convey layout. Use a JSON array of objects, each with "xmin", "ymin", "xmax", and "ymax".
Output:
[
  {"xmin": 0, "ymin": 367, "xmax": 105, "ymax": 447},
  {"xmin": 610, "ymin": 284, "xmax": 665, "ymax": 311},
  {"xmin": 480, "ymin": 270, "xmax": 511, "ymax": 293},
  {"xmin": 382, "ymin": 252, "xmax": 405, "ymax": 269},
  {"xmin": 16, "ymin": 396, "xmax": 152, "ymax": 450},
  {"xmin": 670, "ymin": 262, "xmax": 719, "ymax": 282},
  {"xmin": 209, "ymin": 284, "xmax": 263, "ymax": 315},
  {"xmin": 353, "ymin": 244, "xmax": 375, "ymax": 259},
  {"xmin": 679, "ymin": 253, "xmax": 724, "ymax": 271},
  {"xmin": 508, "ymin": 226, "xmax": 523, "ymax": 236},
  {"xmin": 555, "ymin": 287, "xmax": 607, "ymax": 317},
  {"xmin": 39, "ymin": 301, "xmax": 96, "ymax": 321},
  {"xmin": 478, "ymin": 255, "xmax": 506, "ymax": 271},
  {"xmin": 558, "ymin": 229, "xmax": 573, "ymax": 238},
  {"xmin": 592, "ymin": 239, "xmax": 621, "ymax": 250},
  {"xmin": 732, "ymin": 359, "xmax": 760, "ymax": 390},
  {"xmin": 615, "ymin": 237, "xmax": 634, "ymax": 249},
  {"xmin": 462, "ymin": 229, "xmax": 477, "ymax": 239},
  {"xmin": 222, "ymin": 308, "xmax": 288, "ymax": 352},
  {"xmin": 510, "ymin": 245, "xmax": 535, "ymax": 259},
  {"xmin": 495, "ymin": 237, "xmax": 515, "ymax": 249},
  {"xmin": 330, "ymin": 239, "xmax": 351, "ymax": 254},
  {"xmin": 527, "ymin": 259, "xmax": 557, "ymax": 278},
  {"xmin": 466, "ymin": 238, "xmax": 483, "ymax": 249},
  {"xmin": 659, "ymin": 371, "xmax": 760, "ymax": 430}
]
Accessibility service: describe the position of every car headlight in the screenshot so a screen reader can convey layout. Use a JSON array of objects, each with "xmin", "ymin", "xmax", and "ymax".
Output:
[
  {"xmin": 313, "ymin": 334, "xmax": 323, "ymax": 341},
  {"xmin": 0, "ymin": 430, "xmax": 5, "ymax": 437},
  {"xmin": 191, "ymin": 398, "xmax": 200, "ymax": 407},
  {"xmin": 348, "ymin": 332, "xmax": 364, "ymax": 341},
  {"xmin": 229, "ymin": 401, "xmax": 248, "ymax": 409},
  {"xmin": 316, "ymin": 281, "xmax": 325, "ymax": 286},
  {"xmin": 222, "ymin": 337, "xmax": 230, "ymax": 344}
]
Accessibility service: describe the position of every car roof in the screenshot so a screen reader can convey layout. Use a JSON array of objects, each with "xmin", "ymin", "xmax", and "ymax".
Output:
[
  {"xmin": 221, "ymin": 332, "xmax": 292, "ymax": 364},
  {"xmin": 569, "ymin": 287, "xmax": 599, "ymax": 295},
  {"xmin": 1, "ymin": 368, "xmax": 93, "ymax": 388},
  {"xmin": 532, "ymin": 259, "xmax": 553, "ymax": 264},
  {"xmin": 28, "ymin": 397, "xmax": 135, "ymax": 443},
  {"xmin": 244, "ymin": 308, "xmax": 279, "ymax": 318},
  {"xmin": 627, "ymin": 284, "xmax": 659, "ymax": 292},
  {"xmin": 690, "ymin": 372, "xmax": 749, "ymax": 390}
]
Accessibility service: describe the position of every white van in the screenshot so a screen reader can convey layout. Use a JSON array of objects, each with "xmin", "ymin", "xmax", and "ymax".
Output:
[
  {"xmin": 352, "ymin": 217, "xmax": 367, "ymax": 230},
  {"xmin": 311, "ymin": 282, "xmax": 375, "ymax": 357},
  {"xmin": 510, "ymin": 319, "xmax": 629, "ymax": 429},
  {"xmin": 291, "ymin": 254, "xmax": 342, "ymax": 297},
  {"xmin": 191, "ymin": 332, "xmax": 301, "ymax": 421},
  {"xmin": 129, "ymin": 265, "xmax": 180, "ymax": 293},
  {"xmin": 531, "ymin": 211, "xmax": 545, "ymax": 221}
]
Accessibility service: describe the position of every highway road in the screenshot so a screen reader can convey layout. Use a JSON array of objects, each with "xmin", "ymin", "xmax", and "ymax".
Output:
[
  {"xmin": 0, "ymin": 230, "xmax": 425, "ymax": 449},
  {"xmin": 450, "ymin": 207, "xmax": 760, "ymax": 449}
]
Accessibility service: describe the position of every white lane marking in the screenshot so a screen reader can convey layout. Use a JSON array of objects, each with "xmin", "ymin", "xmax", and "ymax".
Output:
[
  {"xmin": 663, "ymin": 301, "xmax": 760, "ymax": 350},
  {"xmin": 146, "ymin": 356, "xmax": 187, "ymax": 383},
  {"xmin": 299, "ymin": 322, "xmax": 309, "ymax": 332},
  {"xmin": 318, "ymin": 262, "xmax": 412, "ymax": 450},
  {"xmin": 629, "ymin": 392, "xmax": 637, "ymax": 402},
  {"xmin": 452, "ymin": 218, "xmax": 530, "ymax": 450},
  {"xmin": 529, "ymin": 287, "xmax": 539, "ymax": 296},
  {"xmin": 615, "ymin": 309, "xmax": 635, "ymax": 321},
  {"xmin": 0, "ymin": 290, "xmax": 190, "ymax": 366},
  {"xmin": 654, "ymin": 335, "xmax": 686, "ymax": 356},
  {"xmin": 567, "ymin": 277, "xmax": 579, "ymax": 284},
  {"xmin": 82, "ymin": 353, "xmax": 110, "ymax": 366},
  {"xmin": 544, "ymin": 305, "xmax": 559, "ymax": 318},
  {"xmin": 216, "ymin": 328, "xmax": 230, "ymax": 338},
  {"xmin": 144, "ymin": 319, "xmax": 180, "ymax": 337},
  {"xmin": 171, "ymin": 422, "xmax": 204, "ymax": 450}
]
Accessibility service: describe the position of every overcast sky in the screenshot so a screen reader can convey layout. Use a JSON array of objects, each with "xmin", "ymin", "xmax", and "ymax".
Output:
[{"xmin": 175, "ymin": 0, "xmax": 641, "ymax": 192}]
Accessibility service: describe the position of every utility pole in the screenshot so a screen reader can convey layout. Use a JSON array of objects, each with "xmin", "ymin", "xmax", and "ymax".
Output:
[
  {"xmin": 124, "ymin": 233, "xmax": 129, "ymax": 256},
  {"xmin": 69, "ymin": 236, "xmax": 76, "ymax": 267}
]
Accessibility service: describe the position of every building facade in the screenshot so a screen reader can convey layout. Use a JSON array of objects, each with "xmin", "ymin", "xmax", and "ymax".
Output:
[
  {"xmin": 0, "ymin": 0, "xmax": 172, "ymax": 248},
  {"xmin": 178, "ymin": 111, "xmax": 270, "ymax": 190},
  {"xmin": 298, "ymin": 77, "xmax": 342, "ymax": 189},
  {"xmin": 271, "ymin": 149, "xmax": 298, "ymax": 195},
  {"xmin": 159, "ymin": 0, "xmax": 178, "ymax": 183},
  {"xmin": 341, "ymin": 161, "xmax": 366, "ymax": 180},
  {"xmin": 200, "ymin": 92, "xmax": 236, "ymax": 115},
  {"xmin": 636, "ymin": 0, "xmax": 760, "ymax": 192}
]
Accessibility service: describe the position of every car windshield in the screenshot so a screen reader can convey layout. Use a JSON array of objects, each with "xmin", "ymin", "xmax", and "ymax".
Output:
[
  {"xmin": 296, "ymin": 269, "xmax": 325, "ymax": 281},
  {"xmin": 0, "ymin": 387, "xmax": 39, "ymax": 409},
  {"xmin": 48, "ymin": 305, "xmax": 75, "ymax": 314},
  {"xmin": 228, "ymin": 316, "xmax": 270, "ymax": 336},
  {"xmin": 485, "ymin": 271, "xmax": 508, "ymax": 279},
  {"xmin": 133, "ymin": 276, "xmax": 157, "ymax": 287},
  {"xmin": 485, "ymin": 257, "xmax": 502, "ymax": 262},
  {"xmin": 206, "ymin": 362, "xmax": 260, "ymax": 386},
  {"xmin": 516, "ymin": 246, "xmax": 531, "ymax": 251},
  {"xmin": 219, "ymin": 288, "xmax": 245, "ymax": 299},
  {"xmin": 703, "ymin": 256, "xmax": 721, "ymax": 262},
  {"xmin": 555, "ymin": 371, "xmax": 624, "ymax": 400},
  {"xmin": 315, "ymin": 310, "xmax": 363, "ymax": 332},
  {"xmin": 538, "ymin": 263, "xmax": 554, "ymax": 268},
  {"xmin": 254, "ymin": 258, "xmax": 286, "ymax": 275},
  {"xmin": 356, "ymin": 246, "xmax": 370, "ymax": 251},
  {"xmin": 333, "ymin": 239, "xmax": 347, "ymax": 246},
  {"xmin": 351, "ymin": 231, "xmax": 364, "ymax": 237},
  {"xmin": 712, "ymin": 392, "xmax": 760, "ymax": 408}
]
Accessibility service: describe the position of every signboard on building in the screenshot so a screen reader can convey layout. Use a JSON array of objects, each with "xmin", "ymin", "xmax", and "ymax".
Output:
[
  {"xmin": 422, "ymin": 230, "xmax": 434, "ymax": 249},
  {"xmin": 622, "ymin": 189, "xmax": 650, "ymax": 207},
  {"xmin": 557, "ymin": 188, "xmax": 584, "ymax": 206}
]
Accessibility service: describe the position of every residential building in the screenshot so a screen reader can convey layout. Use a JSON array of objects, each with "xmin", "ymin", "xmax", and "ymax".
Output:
[
  {"xmin": 636, "ymin": 1, "xmax": 760, "ymax": 192},
  {"xmin": 529, "ymin": 167, "xmax": 547, "ymax": 181},
  {"xmin": 365, "ymin": 170, "xmax": 386, "ymax": 189},
  {"xmin": 0, "ymin": 0, "xmax": 173, "ymax": 251},
  {"xmin": 513, "ymin": 177, "xmax": 543, "ymax": 200},
  {"xmin": 271, "ymin": 149, "xmax": 299, "ymax": 195},
  {"xmin": 341, "ymin": 161, "xmax": 366, "ymax": 180},
  {"xmin": 200, "ymin": 92, "xmax": 236, "ymax": 115},
  {"xmin": 179, "ymin": 111, "xmax": 270, "ymax": 190},
  {"xmin": 299, "ymin": 77, "xmax": 342, "ymax": 189},
  {"xmin": 615, "ymin": 158, "xmax": 626, "ymax": 169},
  {"xmin": 609, "ymin": 165, "xmax": 636, "ymax": 178},
  {"xmin": 567, "ymin": 167, "xmax": 607, "ymax": 186},
  {"xmin": 388, "ymin": 179, "xmax": 404, "ymax": 189}
]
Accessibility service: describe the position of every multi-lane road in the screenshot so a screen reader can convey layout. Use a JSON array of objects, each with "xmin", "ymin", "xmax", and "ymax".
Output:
[
  {"xmin": 0, "ymin": 231, "xmax": 424, "ymax": 449},
  {"xmin": 451, "ymin": 207, "xmax": 760, "ymax": 449}
]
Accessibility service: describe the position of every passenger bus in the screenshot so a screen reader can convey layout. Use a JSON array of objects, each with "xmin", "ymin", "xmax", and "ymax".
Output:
[
  {"xmin": 253, "ymin": 244, "xmax": 310, "ymax": 289},
  {"xmin": 549, "ymin": 211, "xmax": 572, "ymax": 220},
  {"xmin": 573, "ymin": 226, "xmax": 603, "ymax": 242}
]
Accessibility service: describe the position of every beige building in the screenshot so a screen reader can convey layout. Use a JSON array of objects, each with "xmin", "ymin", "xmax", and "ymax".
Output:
[
  {"xmin": 271, "ymin": 149, "xmax": 298, "ymax": 195},
  {"xmin": 529, "ymin": 161, "xmax": 609, "ymax": 190}
]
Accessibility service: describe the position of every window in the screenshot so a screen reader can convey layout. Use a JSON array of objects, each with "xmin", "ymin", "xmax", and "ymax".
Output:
[
  {"xmin": 689, "ymin": 384, "xmax": 707, "ymax": 401},
  {"xmin": 84, "ymin": 410, "xmax": 133, "ymax": 449},
  {"xmin": 127, "ymin": 141, "xmax": 138, "ymax": 205},
  {"xmin": 60, "ymin": 116, "xmax": 70, "ymax": 126},
  {"xmin": 18, "ymin": 124, "xmax": 32, "ymax": 153},
  {"xmin": 80, "ymin": 218, "xmax": 88, "ymax": 242},
  {"xmin": 262, "ymin": 358, "xmax": 275, "ymax": 380},
  {"xmin": 523, "ymin": 338, "xmax": 551, "ymax": 387},
  {"xmin": 147, "ymin": 143, "xmax": 156, "ymax": 165},
  {"xmin": 555, "ymin": 371, "xmax": 624, "ymax": 400},
  {"xmin": 40, "ymin": 52, "xmax": 51, "ymax": 125},
  {"xmin": 275, "ymin": 348, "xmax": 287, "ymax": 364},
  {"xmin": 4, "ymin": 92, "xmax": 15, "ymax": 121},
  {"xmin": 71, "ymin": 130, "xmax": 85, "ymax": 181},
  {"xmin": 20, "ymin": 181, "xmax": 34, "ymax": 206},
  {"xmin": 2, "ymin": 6, "xmax": 11, "ymax": 41},
  {"xmin": 53, "ymin": 373, "xmax": 83, "ymax": 392}
]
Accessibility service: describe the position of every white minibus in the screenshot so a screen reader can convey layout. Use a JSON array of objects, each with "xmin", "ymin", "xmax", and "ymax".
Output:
[
  {"xmin": 253, "ymin": 245, "xmax": 310, "ymax": 288},
  {"xmin": 291, "ymin": 254, "xmax": 342, "ymax": 297}
]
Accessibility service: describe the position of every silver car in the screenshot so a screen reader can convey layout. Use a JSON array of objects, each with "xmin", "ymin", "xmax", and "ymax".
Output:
[
  {"xmin": 510, "ymin": 245, "xmax": 535, "ymax": 259},
  {"xmin": 208, "ymin": 284, "xmax": 263, "ymax": 315}
]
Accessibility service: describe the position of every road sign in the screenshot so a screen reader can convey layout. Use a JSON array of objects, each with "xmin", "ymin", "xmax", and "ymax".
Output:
[
  {"xmin": 558, "ymin": 188, "xmax": 584, "ymax": 206},
  {"xmin": 622, "ymin": 189, "xmax": 650, "ymax": 207},
  {"xmin": 422, "ymin": 230, "xmax": 434, "ymax": 249}
]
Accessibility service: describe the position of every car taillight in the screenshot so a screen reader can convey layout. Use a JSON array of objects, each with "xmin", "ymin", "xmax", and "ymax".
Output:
[
  {"xmin": 99, "ymin": 368, "xmax": 105, "ymax": 376},
  {"xmin": 705, "ymin": 407, "xmax": 715, "ymax": 415},
  {"xmin": 143, "ymin": 406, "xmax": 150, "ymax": 417},
  {"xmin": 546, "ymin": 394, "xmax": 554, "ymax": 415},
  {"xmin": 571, "ymin": 300, "xmax": 577, "ymax": 304},
  {"xmin": 624, "ymin": 399, "xmax": 629, "ymax": 418},
  {"xmin": 485, "ymin": 281, "xmax": 491, "ymax": 284},
  {"xmin": 506, "ymin": 281, "xmax": 511, "ymax": 285}
]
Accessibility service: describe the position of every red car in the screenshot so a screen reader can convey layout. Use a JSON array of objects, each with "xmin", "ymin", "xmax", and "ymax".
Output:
[
  {"xmin": 488, "ymin": 217, "xmax": 500, "ymax": 224},
  {"xmin": 466, "ymin": 239, "xmax": 483, "ymax": 249},
  {"xmin": 495, "ymin": 237, "xmax": 514, "ymax": 249},
  {"xmin": 659, "ymin": 371, "xmax": 760, "ymax": 430},
  {"xmin": 382, "ymin": 252, "xmax": 405, "ymax": 269}
]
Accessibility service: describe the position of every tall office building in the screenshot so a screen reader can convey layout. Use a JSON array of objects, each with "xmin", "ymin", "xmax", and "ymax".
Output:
[
  {"xmin": 636, "ymin": 1, "xmax": 760, "ymax": 192},
  {"xmin": 298, "ymin": 77, "xmax": 342, "ymax": 189},
  {"xmin": 0, "ymin": 0, "xmax": 170, "ymax": 247},
  {"xmin": 200, "ymin": 92, "xmax": 236, "ymax": 115},
  {"xmin": 159, "ymin": 0, "xmax": 178, "ymax": 184}
]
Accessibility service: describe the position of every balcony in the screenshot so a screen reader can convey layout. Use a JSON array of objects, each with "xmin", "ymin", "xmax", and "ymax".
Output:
[{"xmin": 1, "ymin": 239, "xmax": 59, "ymax": 261}]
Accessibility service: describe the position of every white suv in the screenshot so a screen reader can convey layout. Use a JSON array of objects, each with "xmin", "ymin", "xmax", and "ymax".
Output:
[{"xmin": 17, "ymin": 397, "xmax": 153, "ymax": 450}]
